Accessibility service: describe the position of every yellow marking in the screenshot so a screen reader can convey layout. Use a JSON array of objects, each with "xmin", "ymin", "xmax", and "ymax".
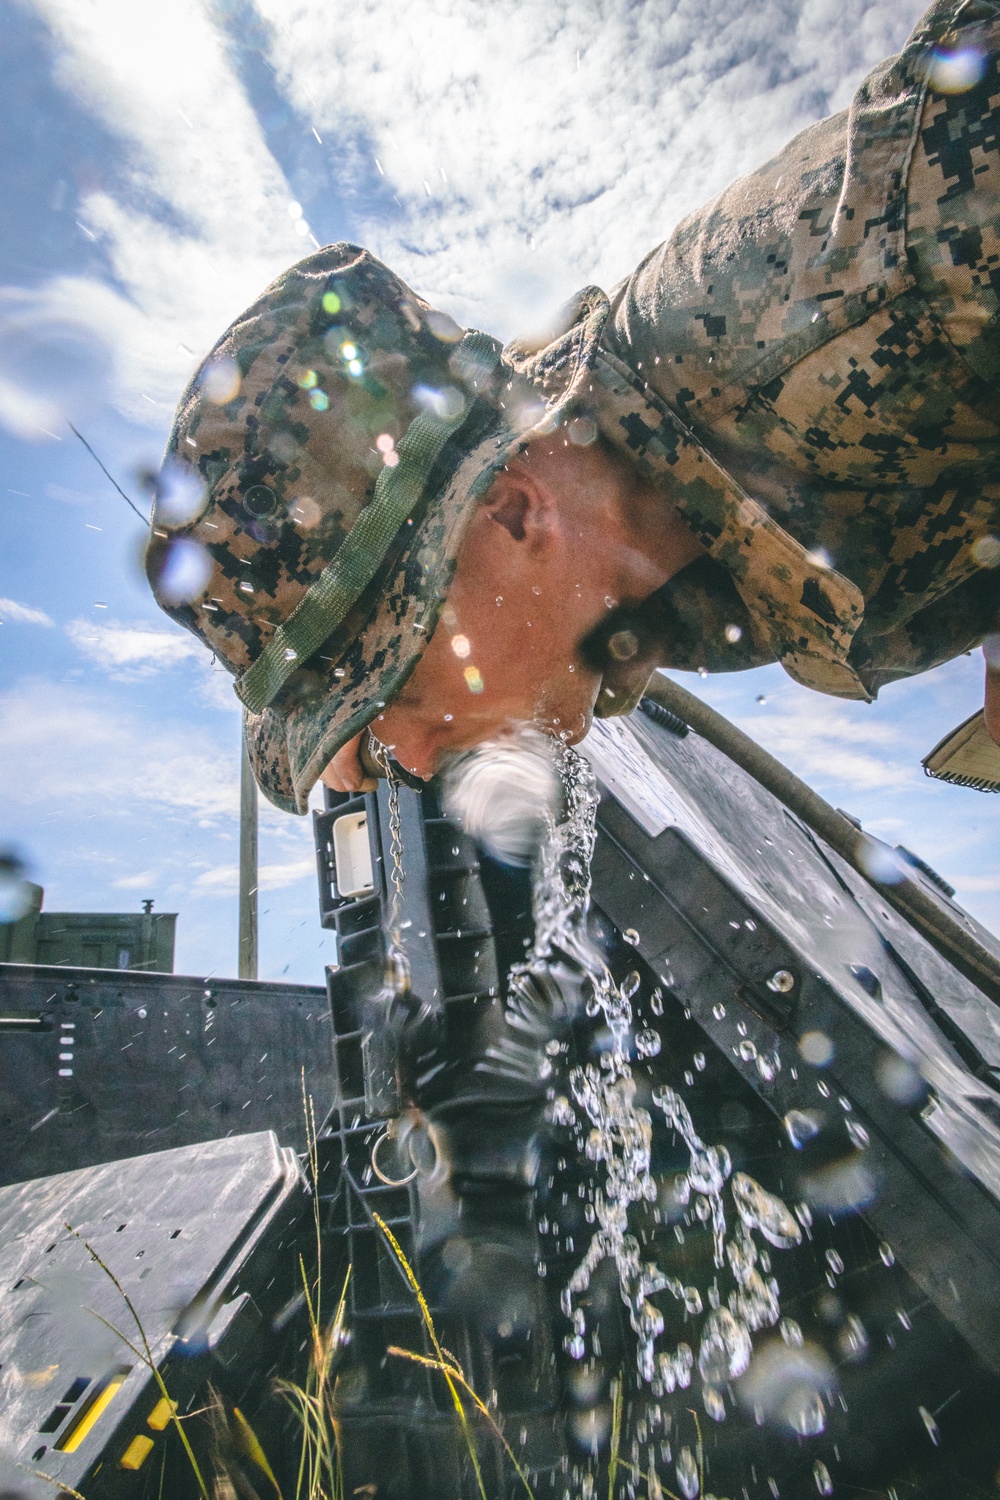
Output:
[
  {"xmin": 119, "ymin": 1434, "xmax": 154, "ymax": 1471},
  {"xmin": 146, "ymin": 1397, "xmax": 176, "ymax": 1431},
  {"xmin": 57, "ymin": 1372, "xmax": 128, "ymax": 1452}
]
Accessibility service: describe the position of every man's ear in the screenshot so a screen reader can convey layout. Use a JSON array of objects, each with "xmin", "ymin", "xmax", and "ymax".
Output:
[{"xmin": 480, "ymin": 463, "xmax": 552, "ymax": 546}]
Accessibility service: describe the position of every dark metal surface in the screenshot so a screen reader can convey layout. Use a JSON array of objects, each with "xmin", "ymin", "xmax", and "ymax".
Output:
[
  {"xmin": 311, "ymin": 714, "xmax": 1000, "ymax": 1497},
  {"xmin": 584, "ymin": 710, "xmax": 1000, "ymax": 1370},
  {"xmin": 0, "ymin": 965, "xmax": 332, "ymax": 1185},
  {"xmin": 0, "ymin": 1131, "xmax": 306, "ymax": 1499},
  {"xmin": 642, "ymin": 672, "xmax": 1000, "ymax": 1006},
  {"xmin": 5, "ymin": 705, "xmax": 1000, "ymax": 1497}
]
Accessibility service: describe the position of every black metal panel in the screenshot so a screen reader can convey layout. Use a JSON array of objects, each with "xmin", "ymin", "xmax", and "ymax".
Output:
[
  {"xmin": 0, "ymin": 965, "xmax": 332, "ymax": 1185},
  {"xmin": 306, "ymin": 715, "xmax": 1000, "ymax": 1497},
  {"xmin": 586, "ymin": 711, "xmax": 1000, "ymax": 1373},
  {"xmin": 0, "ymin": 1131, "xmax": 307, "ymax": 1499}
]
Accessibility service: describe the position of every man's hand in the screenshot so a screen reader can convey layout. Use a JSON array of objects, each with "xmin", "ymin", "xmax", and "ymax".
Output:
[
  {"xmin": 321, "ymin": 732, "xmax": 379, "ymax": 794},
  {"xmin": 986, "ymin": 635, "xmax": 1000, "ymax": 747}
]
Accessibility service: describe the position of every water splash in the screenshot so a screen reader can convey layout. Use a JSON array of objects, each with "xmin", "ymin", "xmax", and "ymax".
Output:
[{"xmin": 508, "ymin": 743, "xmax": 802, "ymax": 1392}]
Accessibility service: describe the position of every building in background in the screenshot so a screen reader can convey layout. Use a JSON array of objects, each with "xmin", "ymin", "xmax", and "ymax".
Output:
[{"xmin": 0, "ymin": 886, "xmax": 176, "ymax": 972}]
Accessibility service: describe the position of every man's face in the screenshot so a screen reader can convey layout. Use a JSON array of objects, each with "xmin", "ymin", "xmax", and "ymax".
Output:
[
  {"xmin": 322, "ymin": 436, "xmax": 705, "ymax": 791},
  {"xmin": 370, "ymin": 539, "xmax": 606, "ymax": 780}
]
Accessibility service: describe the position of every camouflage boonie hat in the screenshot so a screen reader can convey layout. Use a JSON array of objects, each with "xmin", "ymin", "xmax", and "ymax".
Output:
[{"xmin": 146, "ymin": 244, "xmax": 605, "ymax": 813}]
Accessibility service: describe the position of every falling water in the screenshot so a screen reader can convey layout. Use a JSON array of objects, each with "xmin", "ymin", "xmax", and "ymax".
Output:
[{"xmin": 503, "ymin": 742, "xmax": 803, "ymax": 1409}]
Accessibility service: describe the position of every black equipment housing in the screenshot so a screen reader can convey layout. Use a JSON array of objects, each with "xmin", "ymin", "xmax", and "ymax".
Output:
[{"xmin": 4, "ymin": 702, "xmax": 1000, "ymax": 1497}]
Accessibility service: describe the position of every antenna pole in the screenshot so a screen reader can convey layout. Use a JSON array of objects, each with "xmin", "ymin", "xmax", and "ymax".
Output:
[{"xmin": 238, "ymin": 730, "xmax": 258, "ymax": 980}]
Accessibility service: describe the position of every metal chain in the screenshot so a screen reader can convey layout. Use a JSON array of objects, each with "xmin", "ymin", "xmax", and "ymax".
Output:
[{"xmin": 371, "ymin": 734, "xmax": 405, "ymax": 943}]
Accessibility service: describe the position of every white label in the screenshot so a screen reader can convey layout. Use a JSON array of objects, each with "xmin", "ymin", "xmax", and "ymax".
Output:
[{"xmin": 333, "ymin": 811, "xmax": 375, "ymax": 899}]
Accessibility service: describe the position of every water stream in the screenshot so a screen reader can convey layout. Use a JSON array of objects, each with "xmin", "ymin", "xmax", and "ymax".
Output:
[{"xmin": 504, "ymin": 743, "xmax": 808, "ymax": 1451}]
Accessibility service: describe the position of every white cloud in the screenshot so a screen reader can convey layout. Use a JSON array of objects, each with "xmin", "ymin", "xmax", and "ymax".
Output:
[
  {"xmin": 259, "ymin": 0, "xmax": 920, "ymax": 335},
  {"xmin": 64, "ymin": 615, "xmax": 241, "ymax": 713},
  {"xmin": 193, "ymin": 855, "xmax": 316, "ymax": 895},
  {"xmin": 113, "ymin": 869, "xmax": 157, "ymax": 889},
  {"xmin": 0, "ymin": 597, "xmax": 54, "ymax": 627},
  {"xmin": 0, "ymin": 677, "xmax": 240, "ymax": 821},
  {"xmin": 193, "ymin": 864, "xmax": 239, "ymax": 893},
  {"xmin": 67, "ymin": 617, "xmax": 203, "ymax": 678},
  {"xmin": 47, "ymin": 482, "xmax": 107, "ymax": 505},
  {"xmin": 260, "ymin": 855, "xmax": 318, "ymax": 890},
  {"xmin": 738, "ymin": 704, "xmax": 917, "ymax": 793},
  {"xmin": 5, "ymin": 0, "xmax": 307, "ymax": 436},
  {"xmin": 5, "ymin": 0, "xmax": 921, "ymax": 439},
  {"xmin": 196, "ymin": 661, "xmax": 243, "ymax": 715},
  {"xmin": 952, "ymin": 873, "xmax": 1000, "ymax": 894}
]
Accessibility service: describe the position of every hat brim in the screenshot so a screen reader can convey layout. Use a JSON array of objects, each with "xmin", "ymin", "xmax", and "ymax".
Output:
[{"xmin": 244, "ymin": 419, "xmax": 522, "ymax": 814}]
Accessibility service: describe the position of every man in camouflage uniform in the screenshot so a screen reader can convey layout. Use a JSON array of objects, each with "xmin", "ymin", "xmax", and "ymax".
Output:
[{"xmin": 147, "ymin": 0, "xmax": 1000, "ymax": 814}]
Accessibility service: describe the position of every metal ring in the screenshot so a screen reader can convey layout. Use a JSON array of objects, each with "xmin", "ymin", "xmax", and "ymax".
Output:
[{"xmin": 370, "ymin": 1127, "xmax": 418, "ymax": 1187}]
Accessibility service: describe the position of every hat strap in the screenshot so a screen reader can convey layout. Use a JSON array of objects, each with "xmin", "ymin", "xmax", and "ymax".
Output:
[{"xmin": 235, "ymin": 331, "xmax": 501, "ymax": 716}]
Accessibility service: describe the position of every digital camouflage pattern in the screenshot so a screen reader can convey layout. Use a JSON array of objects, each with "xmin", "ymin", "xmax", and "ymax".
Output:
[
  {"xmin": 149, "ymin": 0, "xmax": 999, "ymax": 812},
  {"xmin": 588, "ymin": 0, "xmax": 1000, "ymax": 698},
  {"xmin": 146, "ymin": 247, "xmax": 600, "ymax": 813}
]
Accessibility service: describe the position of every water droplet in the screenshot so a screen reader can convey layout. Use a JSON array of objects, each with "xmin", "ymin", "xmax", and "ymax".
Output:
[
  {"xmin": 813, "ymin": 1459, "xmax": 834, "ymax": 1495},
  {"xmin": 698, "ymin": 1307, "xmax": 752, "ymax": 1383},
  {"xmin": 919, "ymin": 1405, "xmax": 939, "ymax": 1445},
  {"xmin": 650, "ymin": 987, "xmax": 664, "ymax": 1016},
  {"xmin": 799, "ymin": 1030, "xmax": 834, "ymax": 1066},
  {"xmin": 838, "ymin": 1313, "xmax": 868, "ymax": 1361},
  {"xmin": 703, "ymin": 1384, "xmax": 726, "ymax": 1421},
  {"xmin": 623, "ymin": 927, "xmax": 640, "ymax": 946},
  {"xmin": 712, "ymin": 1003, "xmax": 726, "ymax": 1020},
  {"xmin": 790, "ymin": 1392, "xmax": 826, "ymax": 1436},
  {"xmin": 756, "ymin": 1048, "xmax": 780, "ymax": 1081},
  {"xmin": 767, "ymin": 969, "xmax": 795, "ymax": 994},
  {"xmin": 825, "ymin": 1249, "xmax": 844, "ymax": 1276},
  {"xmin": 683, "ymin": 1286, "xmax": 703, "ymax": 1315},
  {"xmin": 780, "ymin": 1318, "xmax": 804, "ymax": 1347},
  {"xmin": 636, "ymin": 1027, "xmax": 662, "ymax": 1058},
  {"xmin": 845, "ymin": 1119, "xmax": 869, "ymax": 1150},
  {"xmin": 739, "ymin": 1038, "xmax": 758, "ymax": 1062},
  {"xmin": 676, "ymin": 1445, "xmax": 699, "ymax": 1498},
  {"xmin": 879, "ymin": 1242, "xmax": 895, "ymax": 1267},
  {"xmin": 693, "ymin": 1051, "xmax": 706, "ymax": 1071},
  {"xmin": 550, "ymin": 1095, "xmax": 575, "ymax": 1127},
  {"xmin": 621, "ymin": 969, "xmax": 641, "ymax": 999},
  {"xmin": 897, "ymin": 1308, "xmax": 911, "ymax": 1331},
  {"xmin": 566, "ymin": 1334, "xmax": 586, "ymax": 1359},
  {"xmin": 779, "ymin": 1116, "xmax": 821, "ymax": 1146},
  {"xmin": 731, "ymin": 1173, "xmax": 802, "ymax": 1248}
]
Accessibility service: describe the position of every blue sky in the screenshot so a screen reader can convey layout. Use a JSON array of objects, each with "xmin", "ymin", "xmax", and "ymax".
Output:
[{"xmin": 2, "ymin": 0, "xmax": 996, "ymax": 985}]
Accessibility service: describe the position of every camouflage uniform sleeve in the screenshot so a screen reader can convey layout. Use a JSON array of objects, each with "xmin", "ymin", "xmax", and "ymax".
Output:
[
  {"xmin": 593, "ymin": 0, "xmax": 1000, "ymax": 700},
  {"xmin": 907, "ymin": 0, "xmax": 1000, "ymax": 387}
]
